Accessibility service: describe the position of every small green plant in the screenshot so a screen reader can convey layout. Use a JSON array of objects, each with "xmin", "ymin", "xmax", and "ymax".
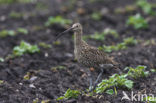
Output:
[
  {"xmin": 0, "ymin": 0, "xmax": 16, "ymax": 4},
  {"xmin": 124, "ymin": 65, "xmax": 149, "ymax": 79},
  {"xmin": 17, "ymin": 28, "xmax": 28, "ymax": 35},
  {"xmin": 36, "ymin": 2, "xmax": 48, "ymax": 10},
  {"xmin": 136, "ymin": 0, "xmax": 156, "ymax": 15},
  {"xmin": 57, "ymin": 88, "xmax": 81, "ymax": 101},
  {"xmin": 150, "ymin": 69, "xmax": 156, "ymax": 73},
  {"xmin": 33, "ymin": 98, "xmax": 39, "ymax": 103},
  {"xmin": 83, "ymin": 28, "xmax": 119, "ymax": 41},
  {"xmin": 41, "ymin": 100, "xmax": 50, "ymax": 103},
  {"xmin": 105, "ymin": 89, "xmax": 114, "ymax": 95},
  {"xmin": 123, "ymin": 37, "xmax": 138, "ymax": 46},
  {"xmin": 45, "ymin": 16, "xmax": 72, "ymax": 27},
  {"xmin": 99, "ymin": 37, "xmax": 137, "ymax": 52},
  {"xmin": 51, "ymin": 65, "xmax": 66, "ymax": 72},
  {"xmin": 0, "ymin": 57, "xmax": 4, "ymax": 62},
  {"xmin": 12, "ymin": 41, "xmax": 40, "ymax": 57},
  {"xmin": 127, "ymin": 14, "xmax": 148, "ymax": 29},
  {"xmin": 23, "ymin": 72, "xmax": 31, "ymax": 80},
  {"xmin": 115, "ymin": 5, "xmax": 137, "ymax": 14},
  {"xmin": 39, "ymin": 42, "xmax": 52, "ymax": 49},
  {"xmin": 0, "ymin": 0, "xmax": 35, "ymax": 4},
  {"xmin": 91, "ymin": 12, "xmax": 102, "ymax": 21},
  {"xmin": 9, "ymin": 11, "xmax": 23, "ymax": 18},
  {"xmin": 53, "ymin": 41, "xmax": 61, "ymax": 45},
  {"xmin": 0, "ymin": 30, "xmax": 16, "ymax": 38},
  {"xmin": 96, "ymin": 74, "xmax": 133, "ymax": 94},
  {"xmin": 144, "ymin": 96, "xmax": 156, "ymax": 103},
  {"xmin": 0, "ymin": 80, "xmax": 4, "ymax": 85},
  {"xmin": 0, "ymin": 28, "xmax": 28, "ymax": 38}
]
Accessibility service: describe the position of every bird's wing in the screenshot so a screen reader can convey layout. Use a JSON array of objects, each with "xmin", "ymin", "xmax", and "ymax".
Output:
[{"xmin": 82, "ymin": 46, "xmax": 114, "ymax": 64}]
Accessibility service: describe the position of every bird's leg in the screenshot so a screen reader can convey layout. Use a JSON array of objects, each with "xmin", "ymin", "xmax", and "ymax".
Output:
[
  {"xmin": 88, "ymin": 67, "xmax": 94, "ymax": 91},
  {"xmin": 89, "ymin": 64, "xmax": 113, "ymax": 92},
  {"xmin": 91, "ymin": 68, "xmax": 104, "ymax": 91},
  {"xmin": 88, "ymin": 72, "xmax": 93, "ymax": 91}
]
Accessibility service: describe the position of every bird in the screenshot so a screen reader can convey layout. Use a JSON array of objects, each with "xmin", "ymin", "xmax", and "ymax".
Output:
[{"xmin": 55, "ymin": 23, "xmax": 118, "ymax": 92}]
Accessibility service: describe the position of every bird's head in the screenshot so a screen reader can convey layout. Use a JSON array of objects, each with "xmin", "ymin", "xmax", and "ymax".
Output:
[
  {"xmin": 72, "ymin": 23, "xmax": 82, "ymax": 32},
  {"xmin": 54, "ymin": 23, "xmax": 82, "ymax": 41}
]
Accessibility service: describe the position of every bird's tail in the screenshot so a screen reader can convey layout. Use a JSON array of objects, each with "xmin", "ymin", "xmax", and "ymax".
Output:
[{"xmin": 108, "ymin": 58, "xmax": 122, "ymax": 73}]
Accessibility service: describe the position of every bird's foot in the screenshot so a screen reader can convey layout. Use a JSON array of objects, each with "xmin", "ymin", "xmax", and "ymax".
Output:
[{"xmin": 88, "ymin": 86, "xmax": 95, "ymax": 93}]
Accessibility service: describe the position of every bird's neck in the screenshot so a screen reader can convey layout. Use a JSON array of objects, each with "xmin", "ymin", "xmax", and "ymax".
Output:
[{"xmin": 74, "ymin": 30, "xmax": 82, "ymax": 48}]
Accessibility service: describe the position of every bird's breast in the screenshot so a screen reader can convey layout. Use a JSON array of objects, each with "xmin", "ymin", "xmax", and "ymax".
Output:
[{"xmin": 74, "ymin": 49, "xmax": 98, "ymax": 68}]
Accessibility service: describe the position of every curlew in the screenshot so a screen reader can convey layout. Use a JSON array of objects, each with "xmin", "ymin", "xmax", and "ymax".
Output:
[{"xmin": 55, "ymin": 23, "xmax": 118, "ymax": 91}]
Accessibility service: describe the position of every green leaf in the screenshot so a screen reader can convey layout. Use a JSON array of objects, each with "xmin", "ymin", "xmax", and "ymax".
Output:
[
  {"xmin": 56, "ymin": 96, "xmax": 65, "ymax": 101},
  {"xmin": 39, "ymin": 42, "xmax": 52, "ymax": 48},
  {"xmin": 136, "ymin": 0, "xmax": 156, "ymax": 15},
  {"xmin": 150, "ymin": 69, "xmax": 156, "ymax": 73},
  {"xmin": 124, "ymin": 80, "xmax": 133, "ymax": 89},
  {"xmin": 0, "ymin": 58, "xmax": 4, "ymax": 62},
  {"xmin": 12, "ymin": 41, "xmax": 40, "ymax": 57},
  {"xmin": 127, "ymin": 14, "xmax": 148, "ymax": 29},
  {"xmin": 17, "ymin": 28, "xmax": 28, "ymax": 35},
  {"xmin": 125, "ymin": 65, "xmax": 149, "ymax": 79},
  {"xmin": 96, "ymin": 74, "xmax": 133, "ymax": 94},
  {"xmin": 105, "ymin": 89, "xmax": 114, "ymax": 95},
  {"xmin": 0, "ymin": 80, "xmax": 4, "ymax": 84},
  {"xmin": 57, "ymin": 88, "xmax": 81, "ymax": 101},
  {"xmin": 0, "ymin": 30, "xmax": 16, "ymax": 37},
  {"xmin": 83, "ymin": 28, "xmax": 119, "ymax": 41},
  {"xmin": 91, "ymin": 12, "xmax": 102, "ymax": 20},
  {"xmin": 45, "ymin": 16, "xmax": 72, "ymax": 27},
  {"xmin": 144, "ymin": 96, "xmax": 156, "ymax": 103}
]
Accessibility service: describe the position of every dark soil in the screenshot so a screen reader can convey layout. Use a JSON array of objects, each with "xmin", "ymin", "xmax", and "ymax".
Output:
[{"xmin": 0, "ymin": 0, "xmax": 155, "ymax": 103}]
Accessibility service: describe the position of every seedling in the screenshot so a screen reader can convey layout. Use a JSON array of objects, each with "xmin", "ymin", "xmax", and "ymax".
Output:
[
  {"xmin": 41, "ymin": 100, "xmax": 50, "ymax": 103},
  {"xmin": 150, "ymin": 69, "xmax": 156, "ymax": 73},
  {"xmin": 0, "ymin": 30, "xmax": 16, "ymax": 38},
  {"xmin": 0, "ymin": 80, "xmax": 4, "ymax": 85},
  {"xmin": 24, "ymin": 72, "xmax": 31, "ymax": 80},
  {"xmin": 91, "ymin": 12, "xmax": 102, "ymax": 21},
  {"xmin": 96, "ymin": 74, "xmax": 133, "ymax": 94},
  {"xmin": 45, "ymin": 16, "xmax": 72, "ymax": 27},
  {"xmin": 0, "ymin": 0, "xmax": 35, "ymax": 4},
  {"xmin": 33, "ymin": 98, "xmax": 39, "ymax": 103},
  {"xmin": 143, "ymin": 96, "xmax": 156, "ymax": 103},
  {"xmin": 0, "ymin": 57, "xmax": 4, "ymax": 62},
  {"xmin": 124, "ymin": 65, "xmax": 149, "ymax": 79},
  {"xmin": 136, "ymin": 0, "xmax": 156, "ymax": 15},
  {"xmin": 89, "ymin": 0, "xmax": 104, "ymax": 3},
  {"xmin": 0, "ymin": 28, "xmax": 28, "ymax": 38},
  {"xmin": 99, "ymin": 37, "xmax": 137, "ymax": 52},
  {"xmin": 53, "ymin": 41, "xmax": 61, "ymax": 45},
  {"xmin": 127, "ymin": 14, "xmax": 148, "ymax": 29},
  {"xmin": 39, "ymin": 42, "xmax": 52, "ymax": 48},
  {"xmin": 36, "ymin": 2, "xmax": 48, "ymax": 10},
  {"xmin": 105, "ymin": 89, "xmax": 114, "ymax": 95},
  {"xmin": 143, "ymin": 39, "xmax": 156, "ymax": 46},
  {"xmin": 51, "ymin": 65, "xmax": 66, "ymax": 72},
  {"xmin": 0, "ymin": 0, "xmax": 16, "ymax": 4},
  {"xmin": 83, "ymin": 28, "xmax": 119, "ymax": 41},
  {"xmin": 17, "ymin": 28, "xmax": 28, "ymax": 35},
  {"xmin": 115, "ymin": 5, "xmax": 137, "ymax": 14},
  {"xmin": 57, "ymin": 88, "xmax": 81, "ymax": 101},
  {"xmin": 123, "ymin": 37, "xmax": 138, "ymax": 46},
  {"xmin": 9, "ymin": 11, "xmax": 23, "ymax": 19},
  {"xmin": 12, "ymin": 41, "xmax": 40, "ymax": 57}
]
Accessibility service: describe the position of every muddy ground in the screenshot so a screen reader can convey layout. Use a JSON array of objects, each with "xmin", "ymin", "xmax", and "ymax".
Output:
[{"xmin": 0, "ymin": 0, "xmax": 155, "ymax": 103}]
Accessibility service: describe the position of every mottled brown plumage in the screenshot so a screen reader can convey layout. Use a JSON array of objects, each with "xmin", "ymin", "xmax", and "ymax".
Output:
[
  {"xmin": 73, "ymin": 23, "xmax": 117, "ymax": 68},
  {"xmin": 55, "ymin": 23, "xmax": 118, "ymax": 91}
]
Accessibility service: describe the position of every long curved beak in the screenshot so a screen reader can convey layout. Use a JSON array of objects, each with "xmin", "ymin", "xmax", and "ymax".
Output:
[{"xmin": 54, "ymin": 27, "xmax": 73, "ymax": 41}]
